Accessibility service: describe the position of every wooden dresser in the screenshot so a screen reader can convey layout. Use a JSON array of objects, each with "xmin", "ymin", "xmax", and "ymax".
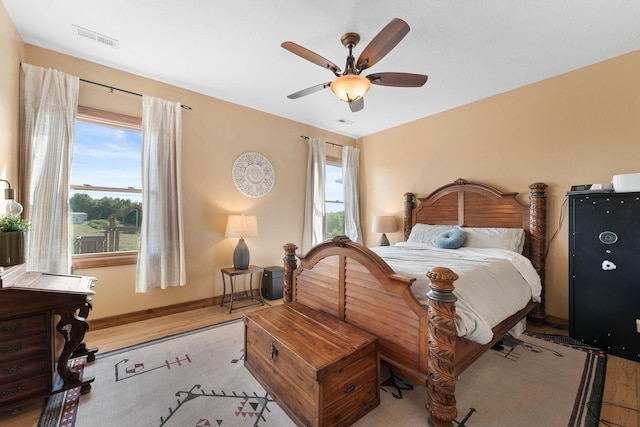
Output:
[{"xmin": 0, "ymin": 264, "xmax": 97, "ymax": 411}]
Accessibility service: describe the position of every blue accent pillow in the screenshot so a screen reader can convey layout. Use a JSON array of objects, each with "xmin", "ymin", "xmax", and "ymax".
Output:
[{"xmin": 434, "ymin": 229, "xmax": 466, "ymax": 249}]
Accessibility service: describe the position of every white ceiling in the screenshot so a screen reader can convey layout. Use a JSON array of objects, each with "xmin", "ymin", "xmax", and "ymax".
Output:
[{"xmin": 4, "ymin": 0, "xmax": 640, "ymax": 138}]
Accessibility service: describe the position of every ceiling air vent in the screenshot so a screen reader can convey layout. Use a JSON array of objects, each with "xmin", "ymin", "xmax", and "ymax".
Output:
[
  {"xmin": 337, "ymin": 118, "xmax": 354, "ymax": 125},
  {"xmin": 72, "ymin": 25, "xmax": 119, "ymax": 48}
]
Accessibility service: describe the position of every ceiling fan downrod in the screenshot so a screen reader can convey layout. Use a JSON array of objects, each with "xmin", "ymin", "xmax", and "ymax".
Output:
[{"xmin": 340, "ymin": 32, "xmax": 361, "ymax": 76}]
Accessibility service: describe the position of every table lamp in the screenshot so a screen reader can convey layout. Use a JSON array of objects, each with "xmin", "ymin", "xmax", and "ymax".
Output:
[
  {"xmin": 372, "ymin": 215, "xmax": 397, "ymax": 246},
  {"xmin": 225, "ymin": 214, "xmax": 258, "ymax": 269}
]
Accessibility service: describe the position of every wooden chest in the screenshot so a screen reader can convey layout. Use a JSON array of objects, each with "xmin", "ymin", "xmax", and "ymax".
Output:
[{"xmin": 243, "ymin": 303, "xmax": 380, "ymax": 426}]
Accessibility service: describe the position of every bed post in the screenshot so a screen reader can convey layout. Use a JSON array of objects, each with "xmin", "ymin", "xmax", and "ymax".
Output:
[
  {"xmin": 425, "ymin": 267, "xmax": 459, "ymax": 427},
  {"xmin": 404, "ymin": 192, "xmax": 416, "ymax": 241},
  {"xmin": 528, "ymin": 182, "xmax": 548, "ymax": 324},
  {"xmin": 283, "ymin": 243, "xmax": 298, "ymax": 303}
]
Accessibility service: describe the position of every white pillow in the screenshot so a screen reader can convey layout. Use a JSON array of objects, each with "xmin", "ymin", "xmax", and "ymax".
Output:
[
  {"xmin": 458, "ymin": 226, "xmax": 525, "ymax": 253},
  {"xmin": 407, "ymin": 224, "xmax": 457, "ymax": 246}
]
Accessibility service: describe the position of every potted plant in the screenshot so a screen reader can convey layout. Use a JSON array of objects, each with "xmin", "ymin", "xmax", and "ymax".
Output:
[{"xmin": 0, "ymin": 215, "xmax": 30, "ymax": 267}]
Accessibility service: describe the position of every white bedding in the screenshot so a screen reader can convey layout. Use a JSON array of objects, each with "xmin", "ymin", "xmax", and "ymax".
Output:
[{"xmin": 370, "ymin": 242, "xmax": 541, "ymax": 344}]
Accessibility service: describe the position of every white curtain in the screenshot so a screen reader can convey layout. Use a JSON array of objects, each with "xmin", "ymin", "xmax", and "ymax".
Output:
[
  {"xmin": 342, "ymin": 146, "xmax": 362, "ymax": 243},
  {"xmin": 136, "ymin": 95, "xmax": 185, "ymax": 292},
  {"xmin": 19, "ymin": 63, "xmax": 79, "ymax": 274},
  {"xmin": 302, "ymin": 138, "xmax": 326, "ymax": 254}
]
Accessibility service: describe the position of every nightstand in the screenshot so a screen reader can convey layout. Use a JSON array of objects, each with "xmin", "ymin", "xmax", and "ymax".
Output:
[{"xmin": 220, "ymin": 265, "xmax": 265, "ymax": 313}]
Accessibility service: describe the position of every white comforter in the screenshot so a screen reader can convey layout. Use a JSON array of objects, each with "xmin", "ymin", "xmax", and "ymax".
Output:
[{"xmin": 371, "ymin": 242, "xmax": 541, "ymax": 344}]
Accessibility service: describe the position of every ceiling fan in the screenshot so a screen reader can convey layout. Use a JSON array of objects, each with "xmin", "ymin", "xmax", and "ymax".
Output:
[{"xmin": 281, "ymin": 18, "xmax": 428, "ymax": 112}]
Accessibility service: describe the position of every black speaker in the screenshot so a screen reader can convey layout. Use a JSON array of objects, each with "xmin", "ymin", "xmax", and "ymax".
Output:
[{"xmin": 262, "ymin": 266, "xmax": 284, "ymax": 300}]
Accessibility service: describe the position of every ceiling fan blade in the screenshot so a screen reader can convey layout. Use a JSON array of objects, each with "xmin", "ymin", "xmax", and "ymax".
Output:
[
  {"xmin": 281, "ymin": 41, "xmax": 341, "ymax": 74},
  {"xmin": 286, "ymin": 82, "xmax": 332, "ymax": 99},
  {"xmin": 367, "ymin": 72, "xmax": 428, "ymax": 87},
  {"xmin": 356, "ymin": 18, "xmax": 410, "ymax": 71},
  {"xmin": 349, "ymin": 97, "xmax": 364, "ymax": 112}
]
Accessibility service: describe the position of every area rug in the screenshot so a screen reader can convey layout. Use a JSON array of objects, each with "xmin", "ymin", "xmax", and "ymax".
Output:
[{"xmin": 38, "ymin": 320, "xmax": 605, "ymax": 427}]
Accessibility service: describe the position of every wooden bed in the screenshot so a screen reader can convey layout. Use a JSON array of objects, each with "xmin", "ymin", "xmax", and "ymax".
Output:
[{"xmin": 281, "ymin": 179, "xmax": 547, "ymax": 427}]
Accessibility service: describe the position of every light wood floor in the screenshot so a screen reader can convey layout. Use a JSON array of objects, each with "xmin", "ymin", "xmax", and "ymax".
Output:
[{"xmin": 1, "ymin": 302, "xmax": 638, "ymax": 427}]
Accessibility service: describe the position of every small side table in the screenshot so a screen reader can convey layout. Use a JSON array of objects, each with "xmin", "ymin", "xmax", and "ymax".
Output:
[{"xmin": 220, "ymin": 265, "xmax": 265, "ymax": 313}]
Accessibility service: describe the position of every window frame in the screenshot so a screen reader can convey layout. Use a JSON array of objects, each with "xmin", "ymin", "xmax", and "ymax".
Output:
[{"xmin": 71, "ymin": 106, "xmax": 142, "ymax": 271}]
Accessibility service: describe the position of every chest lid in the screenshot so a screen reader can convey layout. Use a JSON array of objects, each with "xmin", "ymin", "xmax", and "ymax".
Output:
[{"xmin": 244, "ymin": 302, "xmax": 378, "ymax": 381}]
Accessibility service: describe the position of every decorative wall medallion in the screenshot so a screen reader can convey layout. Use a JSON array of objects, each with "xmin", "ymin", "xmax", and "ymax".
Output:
[{"xmin": 232, "ymin": 152, "xmax": 275, "ymax": 198}]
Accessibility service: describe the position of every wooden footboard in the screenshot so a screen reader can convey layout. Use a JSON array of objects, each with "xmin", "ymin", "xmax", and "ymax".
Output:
[{"xmin": 284, "ymin": 238, "xmax": 429, "ymax": 382}]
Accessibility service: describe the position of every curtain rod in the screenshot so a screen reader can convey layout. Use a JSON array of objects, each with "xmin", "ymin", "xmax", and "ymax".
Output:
[
  {"xmin": 300, "ymin": 135, "xmax": 343, "ymax": 148},
  {"xmin": 80, "ymin": 78, "xmax": 193, "ymax": 110}
]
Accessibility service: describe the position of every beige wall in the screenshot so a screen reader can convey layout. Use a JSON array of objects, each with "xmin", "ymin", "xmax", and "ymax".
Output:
[
  {"xmin": 0, "ymin": 3, "xmax": 23, "ymax": 189},
  {"xmin": 13, "ymin": 44, "xmax": 354, "ymax": 320},
  {"xmin": 359, "ymin": 50, "xmax": 640, "ymax": 319},
  {"xmin": 4, "ymin": 0, "xmax": 639, "ymax": 321}
]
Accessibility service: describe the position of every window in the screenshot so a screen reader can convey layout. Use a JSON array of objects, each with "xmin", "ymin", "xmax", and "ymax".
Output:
[
  {"xmin": 71, "ymin": 107, "xmax": 142, "ymax": 269},
  {"xmin": 325, "ymin": 161, "xmax": 344, "ymax": 239}
]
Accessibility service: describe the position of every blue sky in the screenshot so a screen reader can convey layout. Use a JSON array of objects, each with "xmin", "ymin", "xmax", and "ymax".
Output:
[{"xmin": 72, "ymin": 122, "xmax": 142, "ymax": 201}]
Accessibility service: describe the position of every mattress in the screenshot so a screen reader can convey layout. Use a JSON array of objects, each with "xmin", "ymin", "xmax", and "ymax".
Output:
[{"xmin": 371, "ymin": 242, "xmax": 541, "ymax": 344}]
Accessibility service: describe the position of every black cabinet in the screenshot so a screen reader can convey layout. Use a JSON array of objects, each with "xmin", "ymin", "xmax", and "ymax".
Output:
[{"xmin": 568, "ymin": 190, "xmax": 640, "ymax": 361}]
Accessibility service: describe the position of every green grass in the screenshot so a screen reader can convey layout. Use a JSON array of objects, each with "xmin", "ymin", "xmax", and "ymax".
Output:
[
  {"xmin": 73, "ymin": 222, "xmax": 105, "ymax": 237},
  {"xmin": 72, "ymin": 223, "xmax": 140, "ymax": 253}
]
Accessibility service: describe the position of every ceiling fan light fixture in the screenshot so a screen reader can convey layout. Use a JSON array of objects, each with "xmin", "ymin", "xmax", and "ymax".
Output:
[{"xmin": 330, "ymin": 74, "xmax": 371, "ymax": 103}]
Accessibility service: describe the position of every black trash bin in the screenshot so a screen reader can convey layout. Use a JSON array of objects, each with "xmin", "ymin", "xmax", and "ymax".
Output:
[{"xmin": 262, "ymin": 266, "xmax": 284, "ymax": 300}]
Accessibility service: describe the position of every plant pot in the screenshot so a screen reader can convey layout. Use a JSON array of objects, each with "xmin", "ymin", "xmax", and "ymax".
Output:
[{"xmin": 0, "ymin": 231, "xmax": 25, "ymax": 267}]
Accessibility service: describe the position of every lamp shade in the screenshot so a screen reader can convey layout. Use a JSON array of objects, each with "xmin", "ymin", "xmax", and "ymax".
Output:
[
  {"xmin": 372, "ymin": 216, "xmax": 398, "ymax": 233},
  {"xmin": 330, "ymin": 74, "xmax": 371, "ymax": 103},
  {"xmin": 225, "ymin": 215, "xmax": 258, "ymax": 238}
]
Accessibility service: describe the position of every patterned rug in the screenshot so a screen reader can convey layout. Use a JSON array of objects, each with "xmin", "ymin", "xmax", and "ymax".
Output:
[{"xmin": 38, "ymin": 320, "xmax": 605, "ymax": 427}]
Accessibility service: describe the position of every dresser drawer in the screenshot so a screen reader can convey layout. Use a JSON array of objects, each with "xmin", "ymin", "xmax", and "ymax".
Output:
[
  {"xmin": 0, "ymin": 354, "xmax": 48, "ymax": 383},
  {"xmin": 0, "ymin": 372, "xmax": 50, "ymax": 405},
  {"xmin": 0, "ymin": 314, "xmax": 47, "ymax": 337},
  {"xmin": 0, "ymin": 333, "xmax": 49, "ymax": 363}
]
